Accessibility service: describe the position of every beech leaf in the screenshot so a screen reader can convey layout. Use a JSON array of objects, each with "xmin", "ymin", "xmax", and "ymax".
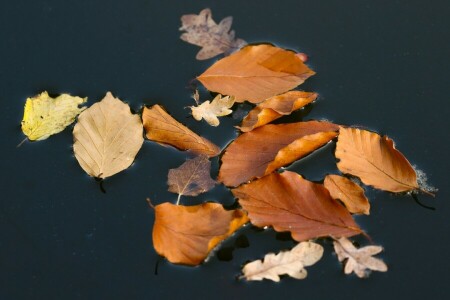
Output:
[
  {"xmin": 73, "ymin": 92, "xmax": 144, "ymax": 179},
  {"xmin": 142, "ymin": 104, "xmax": 220, "ymax": 157},
  {"xmin": 232, "ymin": 171, "xmax": 363, "ymax": 241},
  {"xmin": 168, "ymin": 155, "xmax": 216, "ymax": 204},
  {"xmin": 21, "ymin": 91, "xmax": 87, "ymax": 141},
  {"xmin": 241, "ymin": 241, "xmax": 323, "ymax": 282},
  {"xmin": 180, "ymin": 8, "xmax": 247, "ymax": 60},
  {"xmin": 335, "ymin": 127, "xmax": 419, "ymax": 193},
  {"xmin": 197, "ymin": 44, "xmax": 316, "ymax": 103},
  {"xmin": 333, "ymin": 237, "xmax": 388, "ymax": 278},
  {"xmin": 152, "ymin": 202, "xmax": 249, "ymax": 265},
  {"xmin": 190, "ymin": 94, "xmax": 235, "ymax": 126}
]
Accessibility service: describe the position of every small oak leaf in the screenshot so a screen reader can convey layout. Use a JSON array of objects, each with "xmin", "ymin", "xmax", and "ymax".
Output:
[{"xmin": 190, "ymin": 94, "xmax": 235, "ymax": 126}]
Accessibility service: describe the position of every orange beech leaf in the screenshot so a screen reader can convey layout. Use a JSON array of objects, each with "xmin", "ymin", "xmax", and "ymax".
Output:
[
  {"xmin": 218, "ymin": 121, "xmax": 339, "ymax": 187},
  {"xmin": 238, "ymin": 91, "xmax": 318, "ymax": 132},
  {"xmin": 335, "ymin": 127, "xmax": 419, "ymax": 193},
  {"xmin": 152, "ymin": 202, "xmax": 249, "ymax": 266},
  {"xmin": 324, "ymin": 174, "xmax": 370, "ymax": 215},
  {"xmin": 142, "ymin": 105, "xmax": 220, "ymax": 157},
  {"xmin": 197, "ymin": 44, "xmax": 315, "ymax": 103},
  {"xmin": 232, "ymin": 171, "xmax": 362, "ymax": 241}
]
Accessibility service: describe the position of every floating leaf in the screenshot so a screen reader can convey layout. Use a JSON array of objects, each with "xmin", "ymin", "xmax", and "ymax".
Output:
[
  {"xmin": 238, "ymin": 91, "xmax": 317, "ymax": 132},
  {"xmin": 197, "ymin": 44, "xmax": 315, "ymax": 103},
  {"xmin": 336, "ymin": 127, "xmax": 419, "ymax": 193},
  {"xmin": 241, "ymin": 241, "xmax": 323, "ymax": 282},
  {"xmin": 324, "ymin": 174, "xmax": 370, "ymax": 215},
  {"xmin": 180, "ymin": 8, "xmax": 246, "ymax": 60},
  {"xmin": 168, "ymin": 155, "xmax": 216, "ymax": 204},
  {"xmin": 73, "ymin": 92, "xmax": 143, "ymax": 179},
  {"xmin": 190, "ymin": 94, "xmax": 235, "ymax": 126},
  {"xmin": 21, "ymin": 91, "xmax": 87, "ymax": 141},
  {"xmin": 232, "ymin": 171, "xmax": 362, "ymax": 241},
  {"xmin": 219, "ymin": 121, "xmax": 339, "ymax": 187},
  {"xmin": 333, "ymin": 237, "xmax": 388, "ymax": 278},
  {"xmin": 152, "ymin": 202, "xmax": 249, "ymax": 265},
  {"xmin": 142, "ymin": 104, "xmax": 220, "ymax": 157}
]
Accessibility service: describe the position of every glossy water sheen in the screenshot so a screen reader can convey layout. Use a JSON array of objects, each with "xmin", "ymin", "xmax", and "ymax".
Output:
[{"xmin": 0, "ymin": 0, "xmax": 449, "ymax": 299}]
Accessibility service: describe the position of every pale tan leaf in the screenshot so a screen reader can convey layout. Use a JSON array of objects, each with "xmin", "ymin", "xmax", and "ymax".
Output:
[{"xmin": 190, "ymin": 94, "xmax": 235, "ymax": 126}]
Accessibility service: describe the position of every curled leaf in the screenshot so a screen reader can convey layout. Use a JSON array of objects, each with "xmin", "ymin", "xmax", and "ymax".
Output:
[{"xmin": 190, "ymin": 94, "xmax": 235, "ymax": 126}]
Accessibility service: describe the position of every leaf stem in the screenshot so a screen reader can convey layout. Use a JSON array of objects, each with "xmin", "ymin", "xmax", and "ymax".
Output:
[
  {"xmin": 176, "ymin": 194, "xmax": 182, "ymax": 205},
  {"xmin": 16, "ymin": 137, "xmax": 27, "ymax": 148}
]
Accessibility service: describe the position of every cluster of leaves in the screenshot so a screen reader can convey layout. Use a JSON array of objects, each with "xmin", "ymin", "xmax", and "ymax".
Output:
[{"xmin": 20, "ymin": 8, "xmax": 435, "ymax": 282}]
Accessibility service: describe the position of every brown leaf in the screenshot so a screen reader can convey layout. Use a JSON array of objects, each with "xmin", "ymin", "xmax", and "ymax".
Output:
[
  {"xmin": 333, "ymin": 237, "xmax": 388, "ymax": 278},
  {"xmin": 73, "ymin": 92, "xmax": 144, "ymax": 179},
  {"xmin": 168, "ymin": 155, "xmax": 216, "ymax": 204},
  {"xmin": 336, "ymin": 127, "xmax": 419, "ymax": 193},
  {"xmin": 180, "ymin": 8, "xmax": 247, "ymax": 60},
  {"xmin": 324, "ymin": 174, "xmax": 370, "ymax": 215},
  {"xmin": 232, "ymin": 171, "xmax": 362, "ymax": 241},
  {"xmin": 190, "ymin": 94, "xmax": 235, "ymax": 126},
  {"xmin": 219, "ymin": 121, "xmax": 339, "ymax": 187},
  {"xmin": 197, "ymin": 44, "xmax": 316, "ymax": 103},
  {"xmin": 142, "ymin": 104, "xmax": 220, "ymax": 157},
  {"xmin": 238, "ymin": 91, "xmax": 317, "ymax": 132},
  {"xmin": 152, "ymin": 202, "xmax": 249, "ymax": 265}
]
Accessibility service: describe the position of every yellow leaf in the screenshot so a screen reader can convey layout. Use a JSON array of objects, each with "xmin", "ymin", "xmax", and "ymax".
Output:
[
  {"xmin": 21, "ymin": 91, "xmax": 87, "ymax": 141},
  {"xmin": 190, "ymin": 94, "xmax": 235, "ymax": 126}
]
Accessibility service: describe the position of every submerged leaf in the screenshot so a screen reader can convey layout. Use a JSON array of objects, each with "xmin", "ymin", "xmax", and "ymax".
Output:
[
  {"xmin": 241, "ymin": 241, "xmax": 323, "ymax": 282},
  {"xmin": 21, "ymin": 91, "xmax": 87, "ymax": 141},
  {"xmin": 190, "ymin": 94, "xmax": 235, "ymax": 126},
  {"xmin": 73, "ymin": 92, "xmax": 144, "ymax": 179}
]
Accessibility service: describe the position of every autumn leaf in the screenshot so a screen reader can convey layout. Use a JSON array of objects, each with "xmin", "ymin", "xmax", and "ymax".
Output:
[
  {"xmin": 73, "ymin": 92, "xmax": 144, "ymax": 179},
  {"xmin": 324, "ymin": 174, "xmax": 370, "ymax": 215},
  {"xmin": 168, "ymin": 155, "xmax": 216, "ymax": 204},
  {"xmin": 197, "ymin": 44, "xmax": 316, "ymax": 103},
  {"xmin": 219, "ymin": 121, "xmax": 339, "ymax": 187},
  {"xmin": 180, "ymin": 8, "xmax": 247, "ymax": 60},
  {"xmin": 333, "ymin": 237, "xmax": 388, "ymax": 278},
  {"xmin": 152, "ymin": 202, "xmax": 249, "ymax": 265},
  {"xmin": 241, "ymin": 241, "xmax": 323, "ymax": 282},
  {"xmin": 232, "ymin": 171, "xmax": 362, "ymax": 241},
  {"xmin": 335, "ymin": 127, "xmax": 419, "ymax": 193},
  {"xmin": 238, "ymin": 91, "xmax": 317, "ymax": 132},
  {"xmin": 190, "ymin": 94, "xmax": 235, "ymax": 126},
  {"xmin": 142, "ymin": 104, "xmax": 220, "ymax": 157},
  {"xmin": 21, "ymin": 91, "xmax": 87, "ymax": 141}
]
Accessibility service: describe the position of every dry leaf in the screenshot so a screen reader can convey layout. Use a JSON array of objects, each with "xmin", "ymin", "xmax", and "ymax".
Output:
[
  {"xmin": 180, "ymin": 8, "xmax": 247, "ymax": 60},
  {"xmin": 219, "ymin": 121, "xmax": 339, "ymax": 187},
  {"xmin": 232, "ymin": 171, "xmax": 362, "ymax": 241},
  {"xmin": 336, "ymin": 127, "xmax": 419, "ymax": 193},
  {"xmin": 324, "ymin": 174, "xmax": 370, "ymax": 215},
  {"xmin": 241, "ymin": 241, "xmax": 323, "ymax": 282},
  {"xmin": 73, "ymin": 92, "xmax": 143, "ymax": 179},
  {"xmin": 190, "ymin": 94, "xmax": 235, "ymax": 126},
  {"xmin": 197, "ymin": 44, "xmax": 316, "ymax": 103},
  {"xmin": 168, "ymin": 155, "xmax": 216, "ymax": 204},
  {"xmin": 142, "ymin": 104, "xmax": 220, "ymax": 157},
  {"xmin": 238, "ymin": 91, "xmax": 317, "ymax": 132},
  {"xmin": 333, "ymin": 237, "xmax": 388, "ymax": 278},
  {"xmin": 21, "ymin": 91, "xmax": 87, "ymax": 141},
  {"xmin": 152, "ymin": 202, "xmax": 249, "ymax": 265}
]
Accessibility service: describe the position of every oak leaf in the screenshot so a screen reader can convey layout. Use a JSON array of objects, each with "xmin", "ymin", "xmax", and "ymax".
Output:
[
  {"xmin": 232, "ymin": 171, "xmax": 362, "ymax": 241},
  {"xmin": 152, "ymin": 202, "xmax": 249, "ymax": 265},
  {"xmin": 324, "ymin": 174, "xmax": 370, "ymax": 215},
  {"xmin": 219, "ymin": 121, "xmax": 339, "ymax": 187},
  {"xmin": 21, "ymin": 91, "xmax": 87, "ymax": 141},
  {"xmin": 238, "ymin": 91, "xmax": 317, "ymax": 132},
  {"xmin": 142, "ymin": 104, "xmax": 220, "ymax": 157},
  {"xmin": 180, "ymin": 8, "xmax": 247, "ymax": 60},
  {"xmin": 168, "ymin": 155, "xmax": 216, "ymax": 204},
  {"xmin": 190, "ymin": 94, "xmax": 235, "ymax": 126},
  {"xmin": 73, "ymin": 92, "xmax": 144, "ymax": 179},
  {"xmin": 333, "ymin": 237, "xmax": 388, "ymax": 278},
  {"xmin": 335, "ymin": 127, "xmax": 419, "ymax": 193},
  {"xmin": 241, "ymin": 241, "xmax": 323, "ymax": 282},
  {"xmin": 197, "ymin": 44, "xmax": 316, "ymax": 103}
]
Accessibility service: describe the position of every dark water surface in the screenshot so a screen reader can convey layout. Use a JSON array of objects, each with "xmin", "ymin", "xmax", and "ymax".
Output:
[{"xmin": 1, "ymin": 0, "xmax": 449, "ymax": 299}]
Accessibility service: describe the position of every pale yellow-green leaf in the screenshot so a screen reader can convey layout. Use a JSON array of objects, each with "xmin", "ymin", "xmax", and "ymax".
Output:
[
  {"xmin": 73, "ymin": 92, "xmax": 144, "ymax": 179},
  {"xmin": 21, "ymin": 91, "xmax": 87, "ymax": 141},
  {"xmin": 190, "ymin": 94, "xmax": 235, "ymax": 126}
]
